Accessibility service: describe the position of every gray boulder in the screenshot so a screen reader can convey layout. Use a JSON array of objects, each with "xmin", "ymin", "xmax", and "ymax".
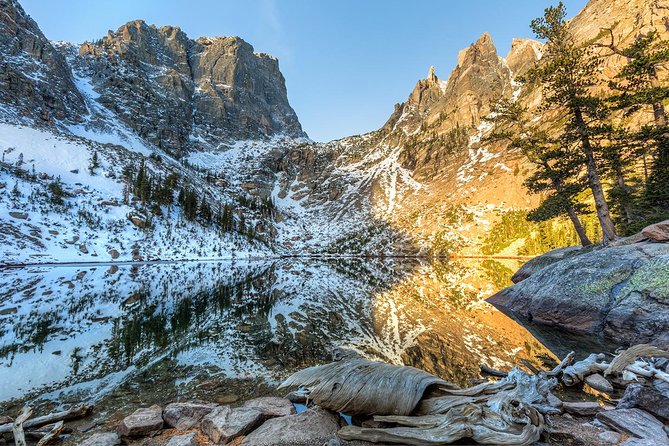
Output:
[
  {"xmin": 241, "ymin": 409, "xmax": 341, "ymax": 446},
  {"xmin": 79, "ymin": 432, "xmax": 121, "ymax": 446},
  {"xmin": 243, "ymin": 397, "xmax": 296, "ymax": 418},
  {"xmin": 618, "ymin": 384, "xmax": 669, "ymax": 422},
  {"xmin": 200, "ymin": 405, "xmax": 264, "ymax": 444},
  {"xmin": 489, "ymin": 242, "xmax": 669, "ymax": 348},
  {"xmin": 642, "ymin": 220, "xmax": 669, "ymax": 242},
  {"xmin": 117, "ymin": 404, "xmax": 163, "ymax": 437},
  {"xmin": 597, "ymin": 408, "xmax": 668, "ymax": 441},
  {"xmin": 163, "ymin": 401, "xmax": 217, "ymax": 430},
  {"xmin": 165, "ymin": 432, "xmax": 197, "ymax": 446}
]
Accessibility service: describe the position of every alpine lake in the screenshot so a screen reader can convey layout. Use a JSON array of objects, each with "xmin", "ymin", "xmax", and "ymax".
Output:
[{"xmin": 0, "ymin": 257, "xmax": 606, "ymax": 420}]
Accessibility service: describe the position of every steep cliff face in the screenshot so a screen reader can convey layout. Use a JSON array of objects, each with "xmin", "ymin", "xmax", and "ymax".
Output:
[
  {"xmin": 73, "ymin": 20, "xmax": 305, "ymax": 154},
  {"xmin": 0, "ymin": 0, "xmax": 85, "ymax": 124}
]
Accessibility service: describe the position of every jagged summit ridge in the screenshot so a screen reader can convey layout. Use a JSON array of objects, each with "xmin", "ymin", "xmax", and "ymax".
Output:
[{"xmin": 72, "ymin": 18, "xmax": 306, "ymax": 153}]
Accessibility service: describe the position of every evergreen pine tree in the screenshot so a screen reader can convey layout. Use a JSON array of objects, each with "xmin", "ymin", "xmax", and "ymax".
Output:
[{"xmin": 527, "ymin": 2, "xmax": 617, "ymax": 242}]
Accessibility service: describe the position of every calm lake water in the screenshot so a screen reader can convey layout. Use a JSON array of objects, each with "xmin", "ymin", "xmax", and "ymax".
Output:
[{"xmin": 0, "ymin": 257, "xmax": 587, "ymax": 414}]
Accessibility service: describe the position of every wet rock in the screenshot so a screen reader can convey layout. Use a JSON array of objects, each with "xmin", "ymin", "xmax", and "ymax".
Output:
[
  {"xmin": 584, "ymin": 374, "xmax": 614, "ymax": 394},
  {"xmin": 108, "ymin": 249, "xmax": 120, "ymax": 259},
  {"xmin": 165, "ymin": 432, "xmax": 197, "ymax": 446},
  {"xmin": 118, "ymin": 404, "xmax": 163, "ymax": 437},
  {"xmin": 597, "ymin": 408, "xmax": 668, "ymax": 441},
  {"xmin": 598, "ymin": 430, "xmax": 622, "ymax": 444},
  {"xmin": 163, "ymin": 401, "xmax": 217, "ymax": 430},
  {"xmin": 213, "ymin": 394, "xmax": 239, "ymax": 405},
  {"xmin": 78, "ymin": 244, "xmax": 89, "ymax": 254},
  {"xmin": 642, "ymin": 220, "xmax": 669, "ymax": 242},
  {"xmin": 80, "ymin": 432, "xmax": 121, "ymax": 446},
  {"xmin": 240, "ymin": 409, "xmax": 340, "ymax": 446},
  {"xmin": 201, "ymin": 405, "xmax": 264, "ymax": 444},
  {"xmin": 618, "ymin": 383, "xmax": 669, "ymax": 422},
  {"xmin": 563, "ymin": 401, "xmax": 602, "ymax": 416},
  {"xmin": 243, "ymin": 397, "xmax": 296, "ymax": 418},
  {"xmin": 65, "ymin": 235, "xmax": 79, "ymax": 244}
]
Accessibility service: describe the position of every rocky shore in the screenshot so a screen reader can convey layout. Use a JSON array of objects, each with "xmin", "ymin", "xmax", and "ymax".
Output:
[{"xmin": 2, "ymin": 344, "xmax": 669, "ymax": 446}]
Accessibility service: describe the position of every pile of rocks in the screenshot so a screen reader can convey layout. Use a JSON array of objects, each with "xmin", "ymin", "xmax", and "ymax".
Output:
[{"xmin": 79, "ymin": 396, "xmax": 351, "ymax": 446}]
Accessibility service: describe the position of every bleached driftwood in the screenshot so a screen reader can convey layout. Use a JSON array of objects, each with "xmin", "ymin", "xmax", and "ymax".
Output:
[
  {"xmin": 561, "ymin": 353, "xmax": 608, "ymax": 386},
  {"xmin": 12, "ymin": 406, "xmax": 33, "ymax": 446},
  {"xmin": 338, "ymin": 401, "xmax": 543, "ymax": 446},
  {"xmin": 0, "ymin": 404, "xmax": 92, "ymax": 434},
  {"xmin": 36, "ymin": 421, "xmax": 64, "ymax": 446},
  {"xmin": 279, "ymin": 358, "xmax": 457, "ymax": 416},
  {"xmin": 543, "ymin": 351, "xmax": 575, "ymax": 377},
  {"xmin": 604, "ymin": 344, "xmax": 669, "ymax": 376}
]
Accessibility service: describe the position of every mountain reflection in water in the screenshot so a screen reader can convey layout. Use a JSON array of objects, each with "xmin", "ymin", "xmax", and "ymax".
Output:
[{"xmin": 0, "ymin": 258, "xmax": 555, "ymax": 406}]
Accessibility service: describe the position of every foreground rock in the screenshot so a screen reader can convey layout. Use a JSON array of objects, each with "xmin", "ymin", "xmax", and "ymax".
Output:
[
  {"xmin": 165, "ymin": 432, "xmax": 198, "ymax": 446},
  {"xmin": 79, "ymin": 432, "xmax": 121, "ymax": 446},
  {"xmin": 201, "ymin": 405, "xmax": 264, "ymax": 444},
  {"xmin": 489, "ymin": 241, "xmax": 669, "ymax": 348},
  {"xmin": 242, "ymin": 397, "xmax": 296, "ymax": 418},
  {"xmin": 618, "ymin": 383, "xmax": 669, "ymax": 422},
  {"xmin": 596, "ymin": 408, "xmax": 668, "ymax": 441},
  {"xmin": 117, "ymin": 405, "xmax": 163, "ymax": 437},
  {"xmin": 241, "ymin": 409, "xmax": 341, "ymax": 446},
  {"xmin": 163, "ymin": 401, "xmax": 217, "ymax": 430}
]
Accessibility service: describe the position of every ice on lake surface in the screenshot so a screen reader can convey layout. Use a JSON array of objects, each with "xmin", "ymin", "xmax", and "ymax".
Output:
[{"xmin": 0, "ymin": 258, "xmax": 585, "ymax": 408}]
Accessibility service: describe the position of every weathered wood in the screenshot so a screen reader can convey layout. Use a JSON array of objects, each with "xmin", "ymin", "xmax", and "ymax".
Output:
[
  {"xmin": 12, "ymin": 406, "xmax": 33, "ymax": 446},
  {"xmin": 0, "ymin": 404, "xmax": 92, "ymax": 434},
  {"xmin": 604, "ymin": 345, "xmax": 669, "ymax": 377},
  {"xmin": 279, "ymin": 358, "xmax": 457, "ymax": 416},
  {"xmin": 544, "ymin": 351, "xmax": 575, "ymax": 377},
  {"xmin": 562, "ymin": 353, "xmax": 608, "ymax": 386},
  {"xmin": 36, "ymin": 421, "xmax": 64, "ymax": 446},
  {"xmin": 521, "ymin": 359, "xmax": 541, "ymax": 375}
]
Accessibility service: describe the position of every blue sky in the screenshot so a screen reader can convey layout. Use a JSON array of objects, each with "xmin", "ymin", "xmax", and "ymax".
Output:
[{"xmin": 21, "ymin": 0, "xmax": 588, "ymax": 142}]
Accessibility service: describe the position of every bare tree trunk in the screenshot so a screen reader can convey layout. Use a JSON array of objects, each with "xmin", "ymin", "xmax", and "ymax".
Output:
[
  {"xmin": 616, "ymin": 170, "xmax": 634, "ymax": 224},
  {"xmin": 651, "ymin": 76, "xmax": 667, "ymax": 129},
  {"xmin": 574, "ymin": 108, "xmax": 618, "ymax": 242},
  {"xmin": 565, "ymin": 206, "xmax": 592, "ymax": 246}
]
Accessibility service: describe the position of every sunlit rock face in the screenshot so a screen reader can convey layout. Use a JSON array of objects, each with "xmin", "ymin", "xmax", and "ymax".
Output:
[
  {"xmin": 0, "ymin": 0, "xmax": 86, "ymax": 123},
  {"xmin": 0, "ymin": 259, "xmax": 558, "ymax": 406}
]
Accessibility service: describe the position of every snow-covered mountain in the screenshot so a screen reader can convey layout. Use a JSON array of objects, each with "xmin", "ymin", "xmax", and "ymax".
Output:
[{"xmin": 1, "ymin": 0, "xmax": 665, "ymax": 264}]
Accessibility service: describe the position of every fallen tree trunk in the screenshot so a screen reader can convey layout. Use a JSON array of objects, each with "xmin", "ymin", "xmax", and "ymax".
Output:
[
  {"xmin": 36, "ymin": 421, "xmax": 64, "ymax": 446},
  {"xmin": 12, "ymin": 407, "xmax": 33, "ymax": 446},
  {"xmin": 0, "ymin": 404, "xmax": 92, "ymax": 434}
]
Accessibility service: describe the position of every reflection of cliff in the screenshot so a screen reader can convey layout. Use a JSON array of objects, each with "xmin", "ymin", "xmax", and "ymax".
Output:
[{"xmin": 0, "ymin": 258, "xmax": 555, "ymax": 404}]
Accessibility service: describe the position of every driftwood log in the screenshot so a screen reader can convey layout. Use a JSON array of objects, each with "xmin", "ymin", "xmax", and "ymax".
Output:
[
  {"xmin": 604, "ymin": 344, "xmax": 669, "ymax": 376},
  {"xmin": 282, "ymin": 361, "xmax": 556, "ymax": 445},
  {"xmin": 0, "ymin": 404, "xmax": 92, "ymax": 434},
  {"xmin": 279, "ymin": 359, "xmax": 457, "ymax": 416},
  {"xmin": 35, "ymin": 421, "xmax": 64, "ymax": 446},
  {"xmin": 11, "ymin": 407, "xmax": 33, "ymax": 446}
]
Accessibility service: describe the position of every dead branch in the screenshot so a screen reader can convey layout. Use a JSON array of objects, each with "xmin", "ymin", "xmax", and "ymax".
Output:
[
  {"xmin": 36, "ymin": 421, "xmax": 64, "ymax": 446},
  {"xmin": 562, "ymin": 353, "xmax": 608, "ymax": 386},
  {"xmin": 0, "ymin": 404, "xmax": 92, "ymax": 434},
  {"xmin": 12, "ymin": 406, "xmax": 33, "ymax": 446},
  {"xmin": 543, "ymin": 351, "xmax": 575, "ymax": 377},
  {"xmin": 480, "ymin": 364, "xmax": 508, "ymax": 377},
  {"xmin": 521, "ymin": 359, "xmax": 541, "ymax": 375},
  {"xmin": 604, "ymin": 344, "xmax": 669, "ymax": 376}
]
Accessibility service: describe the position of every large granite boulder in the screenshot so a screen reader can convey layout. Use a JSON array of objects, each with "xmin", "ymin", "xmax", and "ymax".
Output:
[
  {"xmin": 117, "ymin": 404, "xmax": 164, "ymax": 437},
  {"xmin": 200, "ymin": 405, "xmax": 264, "ymax": 444},
  {"xmin": 489, "ymin": 242, "xmax": 669, "ymax": 348},
  {"xmin": 642, "ymin": 220, "xmax": 669, "ymax": 242},
  {"xmin": 240, "ymin": 409, "xmax": 341, "ymax": 446},
  {"xmin": 242, "ymin": 397, "xmax": 296, "ymax": 418},
  {"xmin": 163, "ymin": 401, "xmax": 217, "ymax": 430},
  {"xmin": 79, "ymin": 432, "xmax": 121, "ymax": 446}
]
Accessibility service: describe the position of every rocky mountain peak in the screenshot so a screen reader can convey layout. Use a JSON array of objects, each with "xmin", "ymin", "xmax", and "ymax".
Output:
[
  {"xmin": 72, "ymin": 18, "xmax": 306, "ymax": 152},
  {"xmin": 506, "ymin": 38, "xmax": 543, "ymax": 77},
  {"xmin": 0, "ymin": 0, "xmax": 85, "ymax": 123},
  {"xmin": 427, "ymin": 65, "xmax": 438, "ymax": 83}
]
